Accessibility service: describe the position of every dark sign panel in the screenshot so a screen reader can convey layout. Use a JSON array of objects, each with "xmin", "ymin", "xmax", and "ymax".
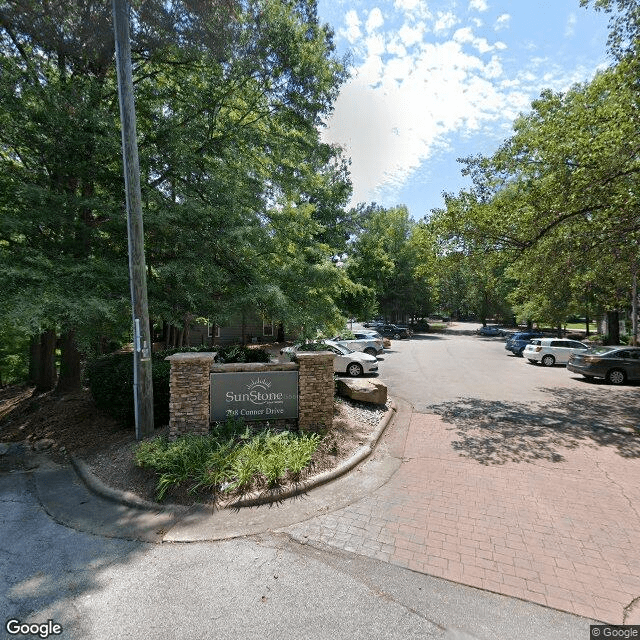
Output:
[{"xmin": 210, "ymin": 371, "xmax": 299, "ymax": 422}]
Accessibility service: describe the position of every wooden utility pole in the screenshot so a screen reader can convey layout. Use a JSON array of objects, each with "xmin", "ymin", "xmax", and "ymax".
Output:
[{"xmin": 112, "ymin": 0, "xmax": 154, "ymax": 439}]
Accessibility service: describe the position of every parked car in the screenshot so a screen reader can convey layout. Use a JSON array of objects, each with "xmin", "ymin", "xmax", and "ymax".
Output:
[
  {"xmin": 476, "ymin": 326, "xmax": 506, "ymax": 337},
  {"xmin": 332, "ymin": 333, "xmax": 384, "ymax": 356},
  {"xmin": 376, "ymin": 324, "xmax": 412, "ymax": 339},
  {"xmin": 505, "ymin": 331, "xmax": 544, "ymax": 356},
  {"xmin": 280, "ymin": 340, "xmax": 378, "ymax": 377},
  {"xmin": 523, "ymin": 338, "xmax": 589, "ymax": 366},
  {"xmin": 567, "ymin": 346, "xmax": 640, "ymax": 384},
  {"xmin": 358, "ymin": 329, "xmax": 392, "ymax": 349}
]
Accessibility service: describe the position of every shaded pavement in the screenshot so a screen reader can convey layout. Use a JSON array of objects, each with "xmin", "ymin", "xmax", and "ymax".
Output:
[{"xmin": 286, "ymin": 399, "xmax": 640, "ymax": 624}]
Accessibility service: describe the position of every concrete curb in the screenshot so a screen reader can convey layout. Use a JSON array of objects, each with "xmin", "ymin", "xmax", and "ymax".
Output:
[
  {"xmin": 70, "ymin": 457, "xmax": 187, "ymax": 514},
  {"xmin": 71, "ymin": 399, "xmax": 397, "ymax": 513}
]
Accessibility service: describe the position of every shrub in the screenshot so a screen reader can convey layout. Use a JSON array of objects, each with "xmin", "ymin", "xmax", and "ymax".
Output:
[
  {"xmin": 135, "ymin": 422, "xmax": 321, "ymax": 500},
  {"xmin": 297, "ymin": 342, "xmax": 331, "ymax": 352},
  {"xmin": 87, "ymin": 343, "xmax": 270, "ymax": 427},
  {"xmin": 214, "ymin": 344, "xmax": 270, "ymax": 364}
]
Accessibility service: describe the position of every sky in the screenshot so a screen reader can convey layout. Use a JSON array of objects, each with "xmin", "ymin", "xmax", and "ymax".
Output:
[{"xmin": 315, "ymin": 0, "xmax": 612, "ymax": 219}]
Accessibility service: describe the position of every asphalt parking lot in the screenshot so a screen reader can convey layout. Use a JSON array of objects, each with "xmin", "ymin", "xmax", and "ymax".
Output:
[
  {"xmin": 289, "ymin": 326, "xmax": 640, "ymax": 624},
  {"xmin": 374, "ymin": 327, "xmax": 639, "ymax": 407}
]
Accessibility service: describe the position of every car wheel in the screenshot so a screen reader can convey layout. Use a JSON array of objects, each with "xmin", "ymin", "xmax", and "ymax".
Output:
[
  {"xmin": 347, "ymin": 362, "xmax": 363, "ymax": 377},
  {"xmin": 393, "ymin": 333, "xmax": 401, "ymax": 339},
  {"xmin": 541, "ymin": 354, "xmax": 555, "ymax": 367},
  {"xmin": 364, "ymin": 347, "xmax": 377, "ymax": 356},
  {"xmin": 606, "ymin": 368, "xmax": 626, "ymax": 385}
]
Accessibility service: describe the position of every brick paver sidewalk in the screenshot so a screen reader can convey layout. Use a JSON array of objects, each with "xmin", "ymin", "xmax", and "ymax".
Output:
[{"xmin": 286, "ymin": 410, "xmax": 640, "ymax": 623}]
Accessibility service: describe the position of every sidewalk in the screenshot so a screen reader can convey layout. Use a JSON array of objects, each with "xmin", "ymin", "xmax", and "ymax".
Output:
[{"xmin": 286, "ymin": 404, "xmax": 640, "ymax": 625}]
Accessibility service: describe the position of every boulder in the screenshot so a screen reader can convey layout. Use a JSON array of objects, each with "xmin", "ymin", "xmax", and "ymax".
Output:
[{"xmin": 336, "ymin": 379, "xmax": 387, "ymax": 405}]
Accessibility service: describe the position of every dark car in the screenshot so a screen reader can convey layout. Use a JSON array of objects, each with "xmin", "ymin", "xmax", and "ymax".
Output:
[
  {"xmin": 567, "ymin": 346, "xmax": 640, "ymax": 384},
  {"xmin": 377, "ymin": 324, "xmax": 412, "ymax": 339},
  {"xmin": 476, "ymin": 326, "xmax": 506, "ymax": 337},
  {"xmin": 505, "ymin": 331, "xmax": 544, "ymax": 356}
]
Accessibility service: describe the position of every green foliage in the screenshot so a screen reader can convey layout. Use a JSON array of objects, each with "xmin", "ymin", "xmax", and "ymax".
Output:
[
  {"xmin": 87, "ymin": 344, "xmax": 272, "ymax": 427},
  {"xmin": 428, "ymin": 57, "xmax": 640, "ymax": 326},
  {"xmin": 0, "ymin": 0, "xmax": 355, "ymax": 382},
  {"xmin": 135, "ymin": 423, "xmax": 321, "ymax": 500},
  {"xmin": 346, "ymin": 205, "xmax": 432, "ymax": 321},
  {"xmin": 0, "ymin": 325, "xmax": 30, "ymax": 386},
  {"xmin": 296, "ymin": 342, "xmax": 332, "ymax": 352},
  {"xmin": 214, "ymin": 345, "xmax": 271, "ymax": 364}
]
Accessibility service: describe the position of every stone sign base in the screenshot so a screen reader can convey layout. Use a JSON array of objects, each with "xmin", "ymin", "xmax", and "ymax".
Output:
[{"xmin": 166, "ymin": 352, "xmax": 334, "ymax": 439}]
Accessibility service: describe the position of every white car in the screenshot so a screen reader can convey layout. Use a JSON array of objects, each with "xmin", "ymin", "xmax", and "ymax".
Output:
[
  {"xmin": 332, "ymin": 333, "xmax": 384, "ymax": 356},
  {"xmin": 280, "ymin": 340, "xmax": 378, "ymax": 376},
  {"xmin": 523, "ymin": 338, "xmax": 590, "ymax": 366},
  {"xmin": 357, "ymin": 329, "xmax": 391, "ymax": 348}
]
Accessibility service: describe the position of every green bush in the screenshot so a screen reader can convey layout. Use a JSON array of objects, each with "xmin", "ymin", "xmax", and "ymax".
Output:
[
  {"xmin": 214, "ymin": 344, "xmax": 270, "ymax": 363},
  {"xmin": 297, "ymin": 342, "xmax": 331, "ymax": 352},
  {"xmin": 135, "ymin": 422, "xmax": 321, "ymax": 500},
  {"xmin": 87, "ymin": 343, "xmax": 271, "ymax": 427}
]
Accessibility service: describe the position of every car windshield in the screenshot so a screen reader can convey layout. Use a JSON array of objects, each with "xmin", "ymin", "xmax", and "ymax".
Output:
[{"xmin": 327, "ymin": 342, "xmax": 352, "ymax": 355}]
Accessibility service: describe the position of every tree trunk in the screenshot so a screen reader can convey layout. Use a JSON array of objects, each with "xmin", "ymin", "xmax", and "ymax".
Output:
[
  {"xmin": 176, "ymin": 327, "xmax": 184, "ymax": 348},
  {"xmin": 632, "ymin": 270, "xmax": 638, "ymax": 347},
  {"xmin": 163, "ymin": 321, "xmax": 170, "ymax": 349},
  {"xmin": 36, "ymin": 330, "xmax": 57, "ymax": 393},
  {"xmin": 183, "ymin": 314, "xmax": 193, "ymax": 347},
  {"xmin": 29, "ymin": 335, "xmax": 41, "ymax": 385},
  {"xmin": 56, "ymin": 330, "xmax": 82, "ymax": 394},
  {"xmin": 585, "ymin": 310, "xmax": 590, "ymax": 337},
  {"xmin": 606, "ymin": 310, "xmax": 620, "ymax": 345}
]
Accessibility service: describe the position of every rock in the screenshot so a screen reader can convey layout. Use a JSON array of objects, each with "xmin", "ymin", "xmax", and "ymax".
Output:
[
  {"xmin": 33, "ymin": 438, "xmax": 55, "ymax": 451},
  {"xmin": 0, "ymin": 443, "xmax": 9, "ymax": 456},
  {"xmin": 336, "ymin": 379, "xmax": 387, "ymax": 405}
]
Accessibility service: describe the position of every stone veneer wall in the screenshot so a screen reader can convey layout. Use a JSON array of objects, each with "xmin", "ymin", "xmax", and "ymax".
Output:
[
  {"xmin": 295, "ymin": 352, "xmax": 334, "ymax": 432},
  {"xmin": 166, "ymin": 352, "xmax": 334, "ymax": 439},
  {"xmin": 166, "ymin": 352, "xmax": 216, "ymax": 439}
]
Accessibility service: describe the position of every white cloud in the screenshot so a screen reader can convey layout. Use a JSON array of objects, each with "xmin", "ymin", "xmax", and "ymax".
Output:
[
  {"xmin": 322, "ymin": 0, "xmax": 604, "ymax": 206},
  {"xmin": 453, "ymin": 27, "xmax": 501, "ymax": 54},
  {"xmin": 565, "ymin": 13, "xmax": 577, "ymax": 37},
  {"xmin": 343, "ymin": 10, "xmax": 362, "ymax": 44},
  {"xmin": 468, "ymin": 0, "xmax": 488, "ymax": 12},
  {"xmin": 398, "ymin": 22, "xmax": 425, "ymax": 47},
  {"xmin": 322, "ymin": 35, "xmax": 530, "ymax": 203},
  {"xmin": 366, "ymin": 7, "xmax": 384, "ymax": 33},
  {"xmin": 495, "ymin": 13, "xmax": 510, "ymax": 31},
  {"xmin": 433, "ymin": 11, "xmax": 458, "ymax": 34},
  {"xmin": 394, "ymin": 0, "xmax": 432, "ymax": 22}
]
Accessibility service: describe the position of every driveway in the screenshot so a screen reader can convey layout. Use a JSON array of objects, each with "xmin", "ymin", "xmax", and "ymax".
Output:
[{"xmin": 288, "ymin": 332, "xmax": 640, "ymax": 624}]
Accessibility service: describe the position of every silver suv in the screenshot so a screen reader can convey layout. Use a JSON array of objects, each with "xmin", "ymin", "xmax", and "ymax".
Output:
[{"xmin": 332, "ymin": 333, "xmax": 384, "ymax": 356}]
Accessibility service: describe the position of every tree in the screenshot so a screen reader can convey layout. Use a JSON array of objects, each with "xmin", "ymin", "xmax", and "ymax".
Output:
[
  {"xmin": 0, "ymin": 0, "xmax": 354, "ymax": 393},
  {"xmin": 345, "ymin": 205, "xmax": 433, "ymax": 322},
  {"xmin": 430, "ymin": 60, "xmax": 640, "ymax": 335}
]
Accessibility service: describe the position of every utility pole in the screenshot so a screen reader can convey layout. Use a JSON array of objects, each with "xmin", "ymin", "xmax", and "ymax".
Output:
[{"xmin": 112, "ymin": 0, "xmax": 154, "ymax": 439}]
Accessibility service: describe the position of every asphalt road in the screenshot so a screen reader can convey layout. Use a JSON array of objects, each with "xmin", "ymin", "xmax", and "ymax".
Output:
[{"xmin": 374, "ymin": 328, "xmax": 639, "ymax": 412}]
